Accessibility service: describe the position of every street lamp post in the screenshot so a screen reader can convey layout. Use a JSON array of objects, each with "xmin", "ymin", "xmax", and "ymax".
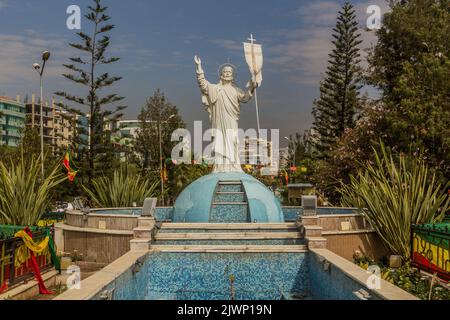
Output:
[
  {"xmin": 33, "ymin": 51, "xmax": 51, "ymax": 178},
  {"xmin": 158, "ymin": 114, "xmax": 175, "ymax": 206}
]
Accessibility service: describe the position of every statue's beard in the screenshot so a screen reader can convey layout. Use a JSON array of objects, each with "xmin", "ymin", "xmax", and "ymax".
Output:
[{"xmin": 221, "ymin": 75, "xmax": 234, "ymax": 83}]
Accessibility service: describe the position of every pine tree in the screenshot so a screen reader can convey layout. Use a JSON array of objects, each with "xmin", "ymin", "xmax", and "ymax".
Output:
[
  {"xmin": 55, "ymin": 0, "xmax": 126, "ymax": 182},
  {"xmin": 311, "ymin": 2, "xmax": 362, "ymax": 158}
]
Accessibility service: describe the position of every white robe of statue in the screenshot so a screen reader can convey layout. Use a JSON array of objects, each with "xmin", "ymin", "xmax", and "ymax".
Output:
[{"xmin": 195, "ymin": 56, "xmax": 256, "ymax": 173}]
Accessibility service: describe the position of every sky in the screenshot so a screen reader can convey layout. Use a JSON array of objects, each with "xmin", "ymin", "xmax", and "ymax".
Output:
[{"xmin": 0, "ymin": 0, "xmax": 390, "ymax": 147}]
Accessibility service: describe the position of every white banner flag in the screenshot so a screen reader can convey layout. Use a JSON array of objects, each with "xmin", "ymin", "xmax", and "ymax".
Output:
[{"xmin": 243, "ymin": 42, "xmax": 263, "ymax": 87}]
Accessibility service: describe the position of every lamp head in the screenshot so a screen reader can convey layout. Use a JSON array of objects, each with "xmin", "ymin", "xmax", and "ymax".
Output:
[
  {"xmin": 42, "ymin": 51, "xmax": 51, "ymax": 61},
  {"xmin": 33, "ymin": 63, "xmax": 41, "ymax": 70}
]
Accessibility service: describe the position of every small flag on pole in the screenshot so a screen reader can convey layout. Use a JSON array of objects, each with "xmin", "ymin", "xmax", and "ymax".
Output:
[{"xmin": 62, "ymin": 150, "xmax": 79, "ymax": 183}]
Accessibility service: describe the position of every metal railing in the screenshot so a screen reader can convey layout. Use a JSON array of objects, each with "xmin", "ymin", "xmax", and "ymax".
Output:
[
  {"xmin": 411, "ymin": 223, "xmax": 450, "ymax": 281},
  {"xmin": 0, "ymin": 227, "xmax": 54, "ymax": 289}
]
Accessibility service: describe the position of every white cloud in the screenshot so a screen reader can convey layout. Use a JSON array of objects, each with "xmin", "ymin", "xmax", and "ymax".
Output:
[
  {"xmin": 0, "ymin": 33, "xmax": 70, "ymax": 87},
  {"xmin": 264, "ymin": 0, "xmax": 391, "ymax": 85},
  {"xmin": 210, "ymin": 39, "xmax": 242, "ymax": 52}
]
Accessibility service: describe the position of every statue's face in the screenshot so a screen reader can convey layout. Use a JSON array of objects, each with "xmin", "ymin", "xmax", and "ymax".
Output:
[{"xmin": 221, "ymin": 66, "xmax": 234, "ymax": 82}]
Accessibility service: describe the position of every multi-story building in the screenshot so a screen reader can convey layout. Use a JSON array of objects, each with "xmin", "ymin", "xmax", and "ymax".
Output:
[
  {"xmin": 0, "ymin": 96, "xmax": 26, "ymax": 147},
  {"xmin": 26, "ymin": 94, "xmax": 60, "ymax": 147},
  {"xmin": 117, "ymin": 120, "xmax": 141, "ymax": 144},
  {"xmin": 240, "ymin": 137, "xmax": 273, "ymax": 167}
]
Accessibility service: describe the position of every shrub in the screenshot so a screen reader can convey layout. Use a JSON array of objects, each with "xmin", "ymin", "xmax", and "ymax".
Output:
[
  {"xmin": 340, "ymin": 143, "xmax": 450, "ymax": 260},
  {"xmin": 0, "ymin": 157, "xmax": 66, "ymax": 226},
  {"xmin": 83, "ymin": 170, "xmax": 159, "ymax": 208}
]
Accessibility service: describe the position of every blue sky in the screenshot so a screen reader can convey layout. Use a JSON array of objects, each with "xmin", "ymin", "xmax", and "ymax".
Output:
[{"xmin": 0, "ymin": 0, "xmax": 389, "ymax": 146}]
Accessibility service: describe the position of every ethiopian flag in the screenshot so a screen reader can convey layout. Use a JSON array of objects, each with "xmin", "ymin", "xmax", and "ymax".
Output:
[{"xmin": 63, "ymin": 151, "xmax": 79, "ymax": 182}]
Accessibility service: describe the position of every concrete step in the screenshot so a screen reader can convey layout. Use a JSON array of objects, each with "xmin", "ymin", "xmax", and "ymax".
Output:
[
  {"xmin": 159, "ymin": 222, "xmax": 298, "ymax": 231},
  {"xmin": 218, "ymin": 181, "xmax": 242, "ymax": 185},
  {"xmin": 149, "ymin": 244, "xmax": 308, "ymax": 253},
  {"xmin": 130, "ymin": 238, "xmax": 151, "ymax": 251},
  {"xmin": 138, "ymin": 217, "xmax": 156, "ymax": 228},
  {"xmin": 306, "ymin": 237, "xmax": 327, "ymax": 249},
  {"xmin": 212, "ymin": 202, "xmax": 248, "ymax": 205},
  {"xmin": 216, "ymin": 192, "xmax": 245, "ymax": 194},
  {"xmin": 155, "ymin": 239, "xmax": 306, "ymax": 245},
  {"xmin": 299, "ymin": 216, "xmax": 319, "ymax": 226},
  {"xmin": 214, "ymin": 192, "xmax": 246, "ymax": 202},
  {"xmin": 303, "ymin": 225, "xmax": 323, "ymax": 237},
  {"xmin": 155, "ymin": 232, "xmax": 302, "ymax": 240},
  {"xmin": 133, "ymin": 226, "xmax": 153, "ymax": 239}
]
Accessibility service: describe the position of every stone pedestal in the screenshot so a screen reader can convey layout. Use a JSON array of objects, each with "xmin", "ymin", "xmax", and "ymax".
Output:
[{"xmin": 130, "ymin": 217, "xmax": 156, "ymax": 251}]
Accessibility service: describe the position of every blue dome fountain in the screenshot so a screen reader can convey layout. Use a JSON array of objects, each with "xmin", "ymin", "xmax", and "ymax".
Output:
[{"xmin": 173, "ymin": 172, "xmax": 284, "ymax": 223}]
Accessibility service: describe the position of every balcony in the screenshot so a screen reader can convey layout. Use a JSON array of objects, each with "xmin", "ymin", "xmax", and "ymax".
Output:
[
  {"xmin": 6, "ymin": 131, "xmax": 21, "ymax": 138},
  {"xmin": 2, "ymin": 110, "xmax": 26, "ymax": 118}
]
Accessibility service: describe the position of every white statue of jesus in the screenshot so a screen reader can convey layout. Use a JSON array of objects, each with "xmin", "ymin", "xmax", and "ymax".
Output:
[{"xmin": 195, "ymin": 56, "xmax": 257, "ymax": 173}]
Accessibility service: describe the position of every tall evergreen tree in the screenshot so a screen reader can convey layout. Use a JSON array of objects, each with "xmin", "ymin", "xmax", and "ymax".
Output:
[
  {"xmin": 134, "ymin": 89, "xmax": 185, "ymax": 172},
  {"xmin": 368, "ymin": 0, "xmax": 450, "ymax": 178},
  {"xmin": 55, "ymin": 0, "xmax": 126, "ymax": 182},
  {"xmin": 311, "ymin": 2, "xmax": 362, "ymax": 158}
]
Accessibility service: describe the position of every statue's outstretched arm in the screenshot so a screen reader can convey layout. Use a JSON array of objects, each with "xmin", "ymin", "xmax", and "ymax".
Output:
[{"xmin": 195, "ymin": 55, "xmax": 209, "ymax": 94}]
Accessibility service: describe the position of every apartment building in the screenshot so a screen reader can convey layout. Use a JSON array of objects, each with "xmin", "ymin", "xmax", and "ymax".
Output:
[{"xmin": 0, "ymin": 96, "xmax": 26, "ymax": 147}]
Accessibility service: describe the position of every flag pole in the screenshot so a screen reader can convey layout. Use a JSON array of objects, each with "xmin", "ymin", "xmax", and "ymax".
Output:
[
  {"xmin": 254, "ymin": 87, "xmax": 260, "ymax": 135},
  {"xmin": 248, "ymin": 33, "xmax": 261, "ymax": 136}
]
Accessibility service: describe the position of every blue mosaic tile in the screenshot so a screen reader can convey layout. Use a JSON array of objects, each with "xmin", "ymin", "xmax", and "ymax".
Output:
[
  {"xmin": 282, "ymin": 207, "xmax": 301, "ymax": 221},
  {"xmin": 308, "ymin": 252, "xmax": 381, "ymax": 300},
  {"xmin": 214, "ymin": 192, "xmax": 246, "ymax": 202},
  {"xmin": 210, "ymin": 204, "xmax": 249, "ymax": 223},
  {"xmin": 217, "ymin": 184, "xmax": 243, "ymax": 192},
  {"xmin": 154, "ymin": 207, "xmax": 174, "ymax": 221},
  {"xmin": 145, "ymin": 252, "xmax": 310, "ymax": 300},
  {"xmin": 90, "ymin": 250, "xmax": 386, "ymax": 300}
]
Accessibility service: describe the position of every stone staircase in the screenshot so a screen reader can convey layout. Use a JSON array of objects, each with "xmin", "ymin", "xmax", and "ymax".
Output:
[
  {"xmin": 130, "ymin": 208, "xmax": 328, "ymax": 252},
  {"xmin": 149, "ymin": 222, "xmax": 307, "ymax": 253},
  {"xmin": 210, "ymin": 180, "xmax": 250, "ymax": 223},
  {"xmin": 297, "ymin": 216, "xmax": 327, "ymax": 249}
]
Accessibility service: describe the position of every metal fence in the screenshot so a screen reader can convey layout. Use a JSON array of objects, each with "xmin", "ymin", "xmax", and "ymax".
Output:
[
  {"xmin": 411, "ymin": 222, "xmax": 450, "ymax": 281},
  {"xmin": 0, "ymin": 227, "xmax": 54, "ymax": 289}
]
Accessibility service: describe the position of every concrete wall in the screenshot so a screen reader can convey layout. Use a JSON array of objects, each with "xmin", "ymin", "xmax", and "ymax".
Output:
[
  {"xmin": 65, "ymin": 211, "xmax": 139, "ymax": 230},
  {"xmin": 323, "ymin": 232, "xmax": 389, "ymax": 261},
  {"xmin": 317, "ymin": 214, "xmax": 389, "ymax": 261},
  {"xmin": 56, "ymin": 210, "xmax": 138, "ymax": 264},
  {"xmin": 63, "ymin": 229, "xmax": 132, "ymax": 264}
]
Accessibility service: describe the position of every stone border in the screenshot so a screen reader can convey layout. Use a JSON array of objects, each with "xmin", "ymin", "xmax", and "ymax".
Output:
[
  {"xmin": 310, "ymin": 248, "xmax": 419, "ymax": 300},
  {"xmin": 54, "ymin": 250, "xmax": 147, "ymax": 300},
  {"xmin": 317, "ymin": 213, "xmax": 362, "ymax": 218},
  {"xmin": 58, "ymin": 223, "xmax": 133, "ymax": 235},
  {"xmin": 322, "ymin": 229, "xmax": 375, "ymax": 235},
  {"xmin": 66, "ymin": 210, "xmax": 139, "ymax": 219}
]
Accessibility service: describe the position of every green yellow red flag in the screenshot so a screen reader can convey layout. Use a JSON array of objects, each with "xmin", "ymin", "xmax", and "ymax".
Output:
[{"xmin": 62, "ymin": 150, "xmax": 79, "ymax": 182}]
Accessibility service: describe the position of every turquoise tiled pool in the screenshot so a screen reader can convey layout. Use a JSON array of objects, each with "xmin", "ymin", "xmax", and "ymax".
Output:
[{"xmin": 92, "ymin": 251, "xmax": 380, "ymax": 300}]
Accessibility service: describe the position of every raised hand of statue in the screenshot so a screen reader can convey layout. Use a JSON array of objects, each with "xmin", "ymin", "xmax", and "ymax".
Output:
[
  {"xmin": 194, "ymin": 55, "xmax": 204, "ymax": 74},
  {"xmin": 246, "ymin": 78, "xmax": 258, "ymax": 92},
  {"xmin": 194, "ymin": 55, "xmax": 201, "ymax": 66}
]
